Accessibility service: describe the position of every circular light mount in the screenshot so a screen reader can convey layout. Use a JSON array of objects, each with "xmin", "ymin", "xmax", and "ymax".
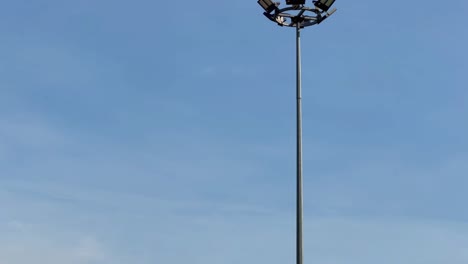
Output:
[{"xmin": 260, "ymin": 1, "xmax": 337, "ymax": 28}]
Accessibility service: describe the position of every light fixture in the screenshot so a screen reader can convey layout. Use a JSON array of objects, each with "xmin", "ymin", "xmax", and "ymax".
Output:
[
  {"xmin": 286, "ymin": 0, "xmax": 306, "ymax": 5},
  {"xmin": 258, "ymin": 0, "xmax": 278, "ymax": 13},
  {"xmin": 275, "ymin": 15, "xmax": 286, "ymax": 26},
  {"xmin": 313, "ymin": 0, "xmax": 335, "ymax": 11}
]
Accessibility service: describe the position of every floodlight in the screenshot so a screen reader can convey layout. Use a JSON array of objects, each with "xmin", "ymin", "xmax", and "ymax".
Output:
[
  {"xmin": 275, "ymin": 15, "xmax": 286, "ymax": 26},
  {"xmin": 286, "ymin": 0, "xmax": 306, "ymax": 5},
  {"xmin": 313, "ymin": 0, "xmax": 335, "ymax": 11},
  {"xmin": 327, "ymin": 7, "xmax": 337, "ymax": 15},
  {"xmin": 258, "ymin": 0, "xmax": 278, "ymax": 13}
]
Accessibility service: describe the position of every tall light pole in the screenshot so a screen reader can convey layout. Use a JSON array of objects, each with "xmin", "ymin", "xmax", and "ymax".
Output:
[{"xmin": 257, "ymin": 1, "xmax": 337, "ymax": 264}]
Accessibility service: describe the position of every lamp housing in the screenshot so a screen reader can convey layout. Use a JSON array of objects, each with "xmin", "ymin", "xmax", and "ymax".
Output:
[
  {"xmin": 286, "ymin": 0, "xmax": 306, "ymax": 5},
  {"xmin": 313, "ymin": 0, "xmax": 335, "ymax": 11},
  {"xmin": 258, "ymin": 0, "xmax": 278, "ymax": 13}
]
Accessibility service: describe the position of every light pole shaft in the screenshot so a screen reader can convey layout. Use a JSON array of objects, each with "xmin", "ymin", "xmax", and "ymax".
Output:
[{"xmin": 296, "ymin": 22, "xmax": 303, "ymax": 264}]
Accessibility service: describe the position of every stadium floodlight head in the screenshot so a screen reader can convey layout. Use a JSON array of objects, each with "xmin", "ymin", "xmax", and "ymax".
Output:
[
  {"xmin": 286, "ymin": 0, "xmax": 306, "ymax": 5},
  {"xmin": 258, "ymin": 0, "xmax": 278, "ymax": 13},
  {"xmin": 313, "ymin": 0, "xmax": 336, "ymax": 11}
]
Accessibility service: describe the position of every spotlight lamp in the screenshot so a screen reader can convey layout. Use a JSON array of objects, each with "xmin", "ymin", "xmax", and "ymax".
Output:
[
  {"xmin": 258, "ymin": 0, "xmax": 279, "ymax": 13},
  {"xmin": 313, "ymin": 0, "xmax": 336, "ymax": 12},
  {"xmin": 286, "ymin": 0, "xmax": 306, "ymax": 5}
]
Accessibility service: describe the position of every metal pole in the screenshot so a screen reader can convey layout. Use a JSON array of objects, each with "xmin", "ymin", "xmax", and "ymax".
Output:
[{"xmin": 296, "ymin": 22, "xmax": 303, "ymax": 264}]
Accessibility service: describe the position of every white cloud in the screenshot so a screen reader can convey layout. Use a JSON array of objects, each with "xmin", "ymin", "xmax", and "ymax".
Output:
[
  {"xmin": 0, "ymin": 114, "xmax": 68, "ymax": 150},
  {"xmin": 73, "ymin": 236, "xmax": 106, "ymax": 261},
  {"xmin": 0, "ymin": 231, "xmax": 109, "ymax": 264},
  {"xmin": 305, "ymin": 218, "xmax": 468, "ymax": 264},
  {"xmin": 6, "ymin": 220, "xmax": 29, "ymax": 233},
  {"xmin": 2, "ymin": 178, "xmax": 468, "ymax": 264}
]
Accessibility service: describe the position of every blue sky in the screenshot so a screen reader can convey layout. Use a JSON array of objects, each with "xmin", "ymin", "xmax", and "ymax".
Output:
[{"xmin": 1, "ymin": 0, "xmax": 468, "ymax": 263}]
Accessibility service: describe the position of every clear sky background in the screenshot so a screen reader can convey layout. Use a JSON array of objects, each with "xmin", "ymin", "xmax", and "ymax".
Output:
[{"xmin": 1, "ymin": 0, "xmax": 468, "ymax": 263}]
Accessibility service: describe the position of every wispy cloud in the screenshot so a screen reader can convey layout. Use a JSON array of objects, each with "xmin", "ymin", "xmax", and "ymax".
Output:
[{"xmin": 0, "ymin": 220, "xmax": 110, "ymax": 264}]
